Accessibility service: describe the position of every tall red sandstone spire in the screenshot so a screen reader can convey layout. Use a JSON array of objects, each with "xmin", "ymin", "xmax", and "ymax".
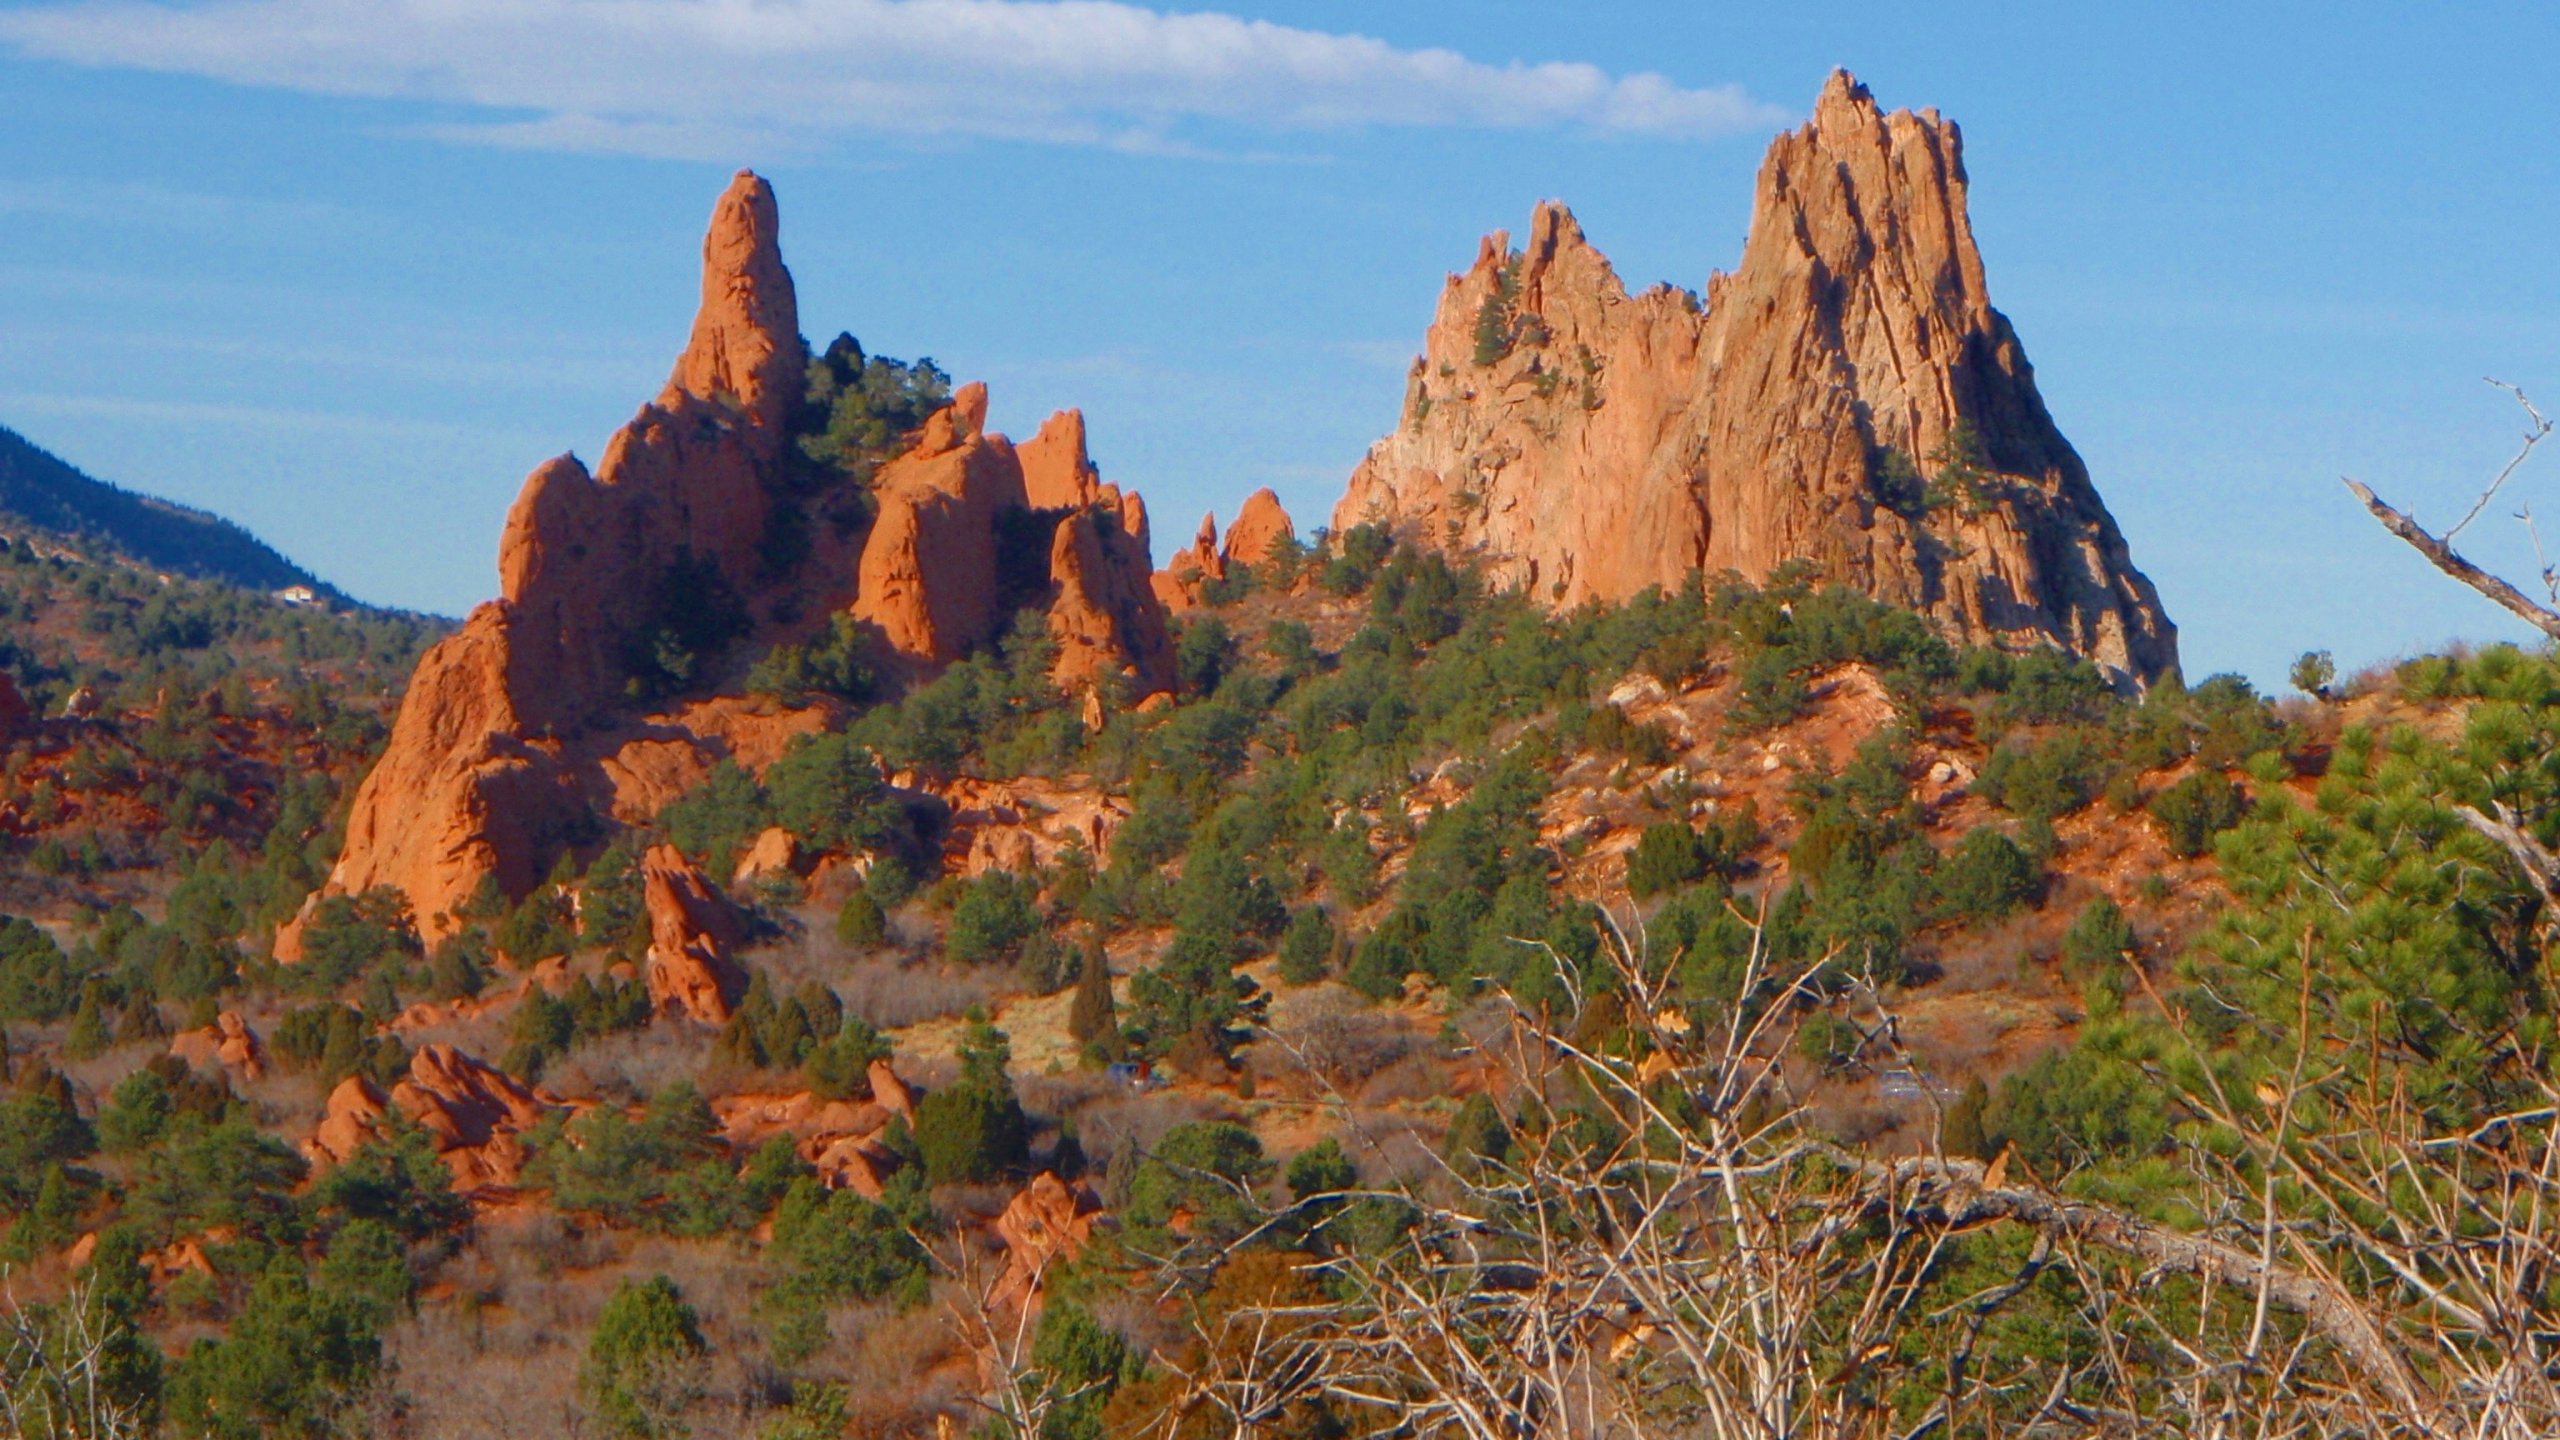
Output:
[
  {"xmin": 1334, "ymin": 71, "xmax": 2177, "ymax": 685},
  {"xmin": 665, "ymin": 171, "xmax": 802, "ymax": 436},
  {"xmin": 291, "ymin": 173, "xmax": 1174, "ymax": 951}
]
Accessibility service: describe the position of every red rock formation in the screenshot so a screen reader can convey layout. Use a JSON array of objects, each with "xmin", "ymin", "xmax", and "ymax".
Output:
[
  {"xmin": 852, "ymin": 383, "xmax": 1018, "ymax": 664},
  {"xmin": 170, "ymin": 1010, "xmax": 265, "ymax": 1082},
  {"xmin": 308, "ymin": 1075, "xmax": 389, "ymax": 1165},
  {"xmin": 991, "ymin": 1171, "xmax": 1104, "ymax": 1308},
  {"xmin": 308, "ymin": 1044, "xmax": 560, "ymax": 1193},
  {"xmin": 712, "ymin": 1073, "xmax": 917, "ymax": 1196},
  {"xmin": 1152, "ymin": 512, "xmax": 1225, "ymax": 611},
  {"xmin": 867, "ymin": 1059, "xmax": 915, "ymax": 1123},
  {"xmin": 732, "ymin": 825, "xmax": 803, "ymax": 885},
  {"xmin": 924, "ymin": 774, "xmax": 1131, "ymax": 876},
  {"xmin": 642, "ymin": 843, "xmax": 744, "ymax": 1023},
  {"xmin": 665, "ymin": 170, "xmax": 802, "ymax": 437},
  {"xmin": 1049, "ymin": 506, "xmax": 1176, "ymax": 692},
  {"xmin": 297, "ymin": 615, "xmax": 587, "ymax": 947},
  {"xmin": 1333, "ymin": 71, "xmax": 2177, "ymax": 687},
  {"xmin": 855, "ymin": 389, "xmax": 1172, "ymax": 695},
  {"xmin": 1220, "ymin": 488, "xmax": 1297, "ymax": 571},
  {"xmin": 1018, "ymin": 408, "xmax": 1101, "ymax": 511},
  {"xmin": 297, "ymin": 170, "xmax": 1177, "ymax": 949}
]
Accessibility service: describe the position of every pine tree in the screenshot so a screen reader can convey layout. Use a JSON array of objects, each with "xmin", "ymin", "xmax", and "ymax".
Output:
[
  {"xmin": 1943, "ymin": 1075, "xmax": 1994, "ymax": 1160},
  {"xmin": 582, "ymin": 1275, "xmax": 708, "ymax": 1439},
  {"xmin": 835, "ymin": 885, "xmax": 887, "ymax": 948},
  {"xmin": 62, "ymin": 990, "xmax": 111, "ymax": 1060},
  {"xmin": 1067, "ymin": 936, "xmax": 1118, "ymax": 1057}
]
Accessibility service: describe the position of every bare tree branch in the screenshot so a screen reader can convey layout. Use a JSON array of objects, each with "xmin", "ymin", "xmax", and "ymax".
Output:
[
  {"xmin": 2346, "ymin": 477, "xmax": 2560, "ymax": 640},
  {"xmin": 2441, "ymin": 380, "xmax": 2552, "ymax": 541},
  {"xmin": 2348, "ymin": 380, "xmax": 2560, "ymax": 639}
]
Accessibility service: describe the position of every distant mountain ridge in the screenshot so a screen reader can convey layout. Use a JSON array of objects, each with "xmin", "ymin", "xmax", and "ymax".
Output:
[{"xmin": 0, "ymin": 421, "xmax": 334, "ymax": 597}]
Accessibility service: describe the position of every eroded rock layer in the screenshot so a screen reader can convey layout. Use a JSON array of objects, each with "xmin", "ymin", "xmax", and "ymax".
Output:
[{"xmin": 1333, "ymin": 71, "xmax": 2177, "ymax": 686}]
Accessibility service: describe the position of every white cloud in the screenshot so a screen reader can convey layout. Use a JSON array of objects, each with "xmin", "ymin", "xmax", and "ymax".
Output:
[{"xmin": 0, "ymin": 0, "xmax": 1784, "ymax": 158}]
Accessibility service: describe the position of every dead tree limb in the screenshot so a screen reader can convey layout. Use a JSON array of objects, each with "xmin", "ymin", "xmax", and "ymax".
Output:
[
  {"xmin": 2345, "ymin": 477, "xmax": 2560, "ymax": 640},
  {"xmin": 2456, "ymin": 800, "xmax": 2560, "ymax": 901},
  {"xmin": 1847, "ymin": 1152, "xmax": 2435, "ymax": 1423}
]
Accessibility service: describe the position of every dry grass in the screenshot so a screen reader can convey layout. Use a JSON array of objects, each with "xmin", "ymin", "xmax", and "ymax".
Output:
[
  {"xmin": 825, "ymin": 954, "xmax": 1002, "ymax": 1031},
  {"xmin": 379, "ymin": 1222, "xmax": 802, "ymax": 1439},
  {"xmin": 540, "ymin": 1023, "xmax": 716, "ymax": 1104}
]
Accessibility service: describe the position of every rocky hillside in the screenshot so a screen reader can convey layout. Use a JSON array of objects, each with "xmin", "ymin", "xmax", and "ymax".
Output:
[
  {"xmin": 1334, "ymin": 70, "xmax": 2178, "ymax": 687},
  {"xmin": 0, "ymin": 516, "xmax": 442, "ymax": 917},
  {"xmin": 0, "ymin": 423, "xmax": 334, "ymax": 597},
  {"xmin": 7, "ymin": 71, "xmax": 2550, "ymax": 1440}
]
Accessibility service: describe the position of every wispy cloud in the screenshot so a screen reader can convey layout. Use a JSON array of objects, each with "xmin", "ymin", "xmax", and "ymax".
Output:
[
  {"xmin": 0, "ymin": 0, "xmax": 1784, "ymax": 159},
  {"xmin": 0, "ymin": 389, "xmax": 554, "ymax": 448}
]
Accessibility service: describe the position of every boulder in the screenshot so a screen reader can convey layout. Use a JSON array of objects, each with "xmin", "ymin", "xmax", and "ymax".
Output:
[
  {"xmin": 712, "ymin": 1075, "xmax": 916, "ymax": 1196},
  {"xmin": 393, "ymin": 1043, "xmax": 555, "ymax": 1152},
  {"xmin": 733, "ymin": 825, "xmax": 802, "ymax": 885},
  {"xmin": 867, "ymin": 1059, "xmax": 915, "ymax": 1122},
  {"xmin": 932, "ymin": 775, "xmax": 1131, "ymax": 876},
  {"xmin": 307, "ymin": 1075, "xmax": 390, "ymax": 1165},
  {"xmin": 170, "ymin": 1010, "xmax": 265, "ymax": 1082},
  {"xmin": 1331, "ymin": 70, "xmax": 2178, "ymax": 688}
]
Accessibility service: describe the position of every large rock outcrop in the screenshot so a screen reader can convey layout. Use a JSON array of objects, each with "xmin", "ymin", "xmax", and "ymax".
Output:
[
  {"xmin": 1333, "ymin": 71, "xmax": 2177, "ymax": 687},
  {"xmin": 642, "ymin": 843, "xmax": 745, "ymax": 1023},
  {"xmin": 307, "ymin": 1043, "xmax": 560, "ymax": 1193},
  {"xmin": 854, "ymin": 386, "xmax": 1172, "ymax": 691},
  {"xmin": 294, "ymin": 171, "xmax": 1176, "ymax": 948}
]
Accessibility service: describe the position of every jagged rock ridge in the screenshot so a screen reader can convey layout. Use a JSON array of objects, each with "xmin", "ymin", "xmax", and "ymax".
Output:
[
  {"xmin": 1333, "ymin": 70, "xmax": 2177, "ymax": 686},
  {"xmin": 293, "ymin": 171, "xmax": 1175, "ymax": 948}
]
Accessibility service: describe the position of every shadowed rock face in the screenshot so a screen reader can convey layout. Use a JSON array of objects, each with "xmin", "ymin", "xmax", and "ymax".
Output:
[
  {"xmin": 295, "ymin": 171, "xmax": 1175, "ymax": 948},
  {"xmin": 1333, "ymin": 70, "xmax": 2178, "ymax": 688}
]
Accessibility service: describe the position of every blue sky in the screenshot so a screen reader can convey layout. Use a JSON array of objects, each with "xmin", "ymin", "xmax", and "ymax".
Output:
[{"xmin": 0, "ymin": 0, "xmax": 2554, "ymax": 688}]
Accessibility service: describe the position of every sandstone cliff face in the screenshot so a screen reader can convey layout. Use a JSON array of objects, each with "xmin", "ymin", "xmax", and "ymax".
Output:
[
  {"xmin": 1333, "ymin": 71, "xmax": 2177, "ymax": 686},
  {"xmin": 300, "ymin": 171, "xmax": 1176, "ymax": 947},
  {"xmin": 853, "ymin": 386, "xmax": 1172, "ymax": 691}
]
